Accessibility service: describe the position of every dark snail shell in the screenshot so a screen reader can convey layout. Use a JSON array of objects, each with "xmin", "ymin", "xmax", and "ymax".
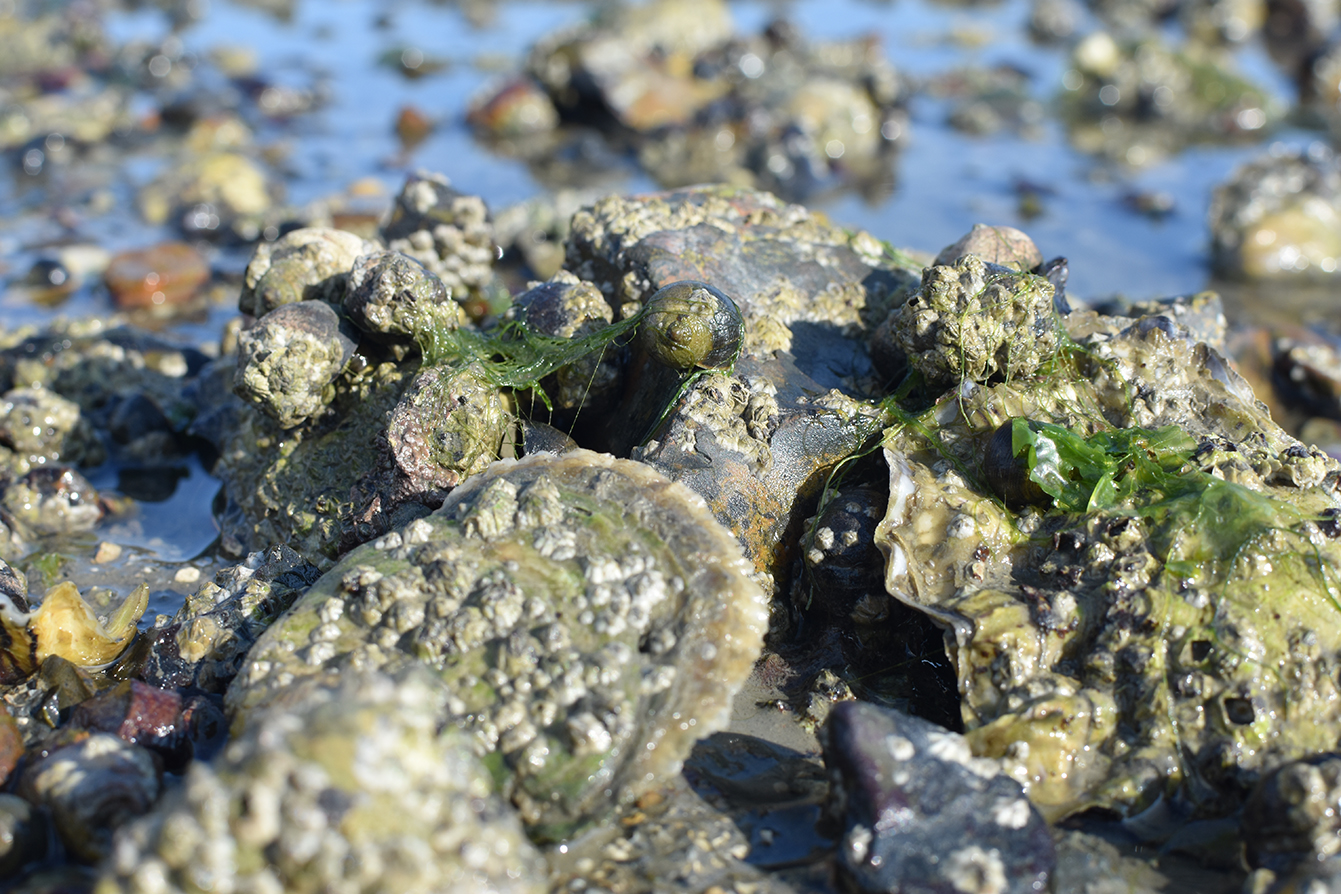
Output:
[
  {"xmin": 637, "ymin": 281, "xmax": 744, "ymax": 372},
  {"xmin": 984, "ymin": 419, "xmax": 1051, "ymax": 509}
]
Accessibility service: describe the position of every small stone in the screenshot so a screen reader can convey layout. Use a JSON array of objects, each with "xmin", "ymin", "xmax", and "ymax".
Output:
[
  {"xmin": 104, "ymin": 242, "xmax": 210, "ymax": 309},
  {"xmin": 173, "ymin": 566, "xmax": 201, "ymax": 583},
  {"xmin": 934, "ymin": 223, "xmax": 1044, "ymax": 272},
  {"xmin": 394, "ymin": 104, "xmax": 434, "ymax": 146},
  {"xmin": 93, "ymin": 541, "xmax": 122, "ymax": 564}
]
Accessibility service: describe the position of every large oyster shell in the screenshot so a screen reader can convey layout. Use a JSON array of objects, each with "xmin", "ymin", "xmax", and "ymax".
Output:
[
  {"xmin": 227, "ymin": 449, "xmax": 769, "ymax": 840},
  {"xmin": 875, "ymin": 316, "xmax": 1341, "ymax": 820}
]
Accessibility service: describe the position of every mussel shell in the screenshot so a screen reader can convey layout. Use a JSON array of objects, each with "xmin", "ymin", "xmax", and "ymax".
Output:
[
  {"xmin": 984, "ymin": 419, "xmax": 1051, "ymax": 509},
  {"xmin": 638, "ymin": 281, "xmax": 744, "ymax": 372}
]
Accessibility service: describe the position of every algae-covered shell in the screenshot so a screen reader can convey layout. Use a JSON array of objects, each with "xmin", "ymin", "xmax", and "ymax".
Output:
[
  {"xmin": 101, "ymin": 668, "xmax": 545, "ymax": 894},
  {"xmin": 233, "ymin": 301, "xmax": 358, "ymax": 429},
  {"xmin": 228, "ymin": 449, "xmax": 769, "ymax": 840},
  {"xmin": 238, "ymin": 227, "xmax": 375, "ymax": 317},
  {"xmin": 638, "ymin": 280, "xmax": 744, "ymax": 372}
]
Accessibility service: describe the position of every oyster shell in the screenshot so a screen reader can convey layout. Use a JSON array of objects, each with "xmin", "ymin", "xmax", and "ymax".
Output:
[
  {"xmin": 227, "ymin": 449, "xmax": 769, "ymax": 840},
  {"xmin": 1, "ymin": 581, "xmax": 146, "ymax": 683},
  {"xmin": 875, "ymin": 314, "xmax": 1341, "ymax": 820},
  {"xmin": 101, "ymin": 668, "xmax": 545, "ymax": 894}
]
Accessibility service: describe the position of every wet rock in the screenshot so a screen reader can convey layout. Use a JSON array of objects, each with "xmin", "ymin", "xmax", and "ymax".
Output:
[
  {"xmin": 102, "ymin": 668, "xmax": 544, "ymax": 894},
  {"xmin": 346, "ymin": 362, "xmax": 509, "ymax": 542},
  {"xmin": 565, "ymin": 184, "xmax": 910, "ymax": 381},
  {"xmin": 523, "ymin": 5, "xmax": 905, "ymax": 201},
  {"xmin": 131, "ymin": 545, "xmax": 320, "ymax": 693},
  {"xmin": 797, "ymin": 485, "xmax": 886, "ymax": 621},
  {"xmin": 887, "ymin": 253, "xmax": 1058, "ymax": 389},
  {"xmin": 67, "ymin": 680, "xmax": 191, "ymax": 770},
  {"xmin": 0, "ymin": 705, "xmax": 21, "ymax": 784},
  {"xmin": 380, "ymin": 171, "xmax": 504, "ymax": 321},
  {"xmin": 233, "ymin": 300, "xmax": 359, "ymax": 429},
  {"xmin": 467, "ymin": 76, "xmax": 560, "ymax": 139},
  {"xmin": 139, "ymin": 151, "xmax": 275, "ymax": 240},
  {"xmin": 1050, "ymin": 830, "xmax": 1169, "ymax": 893},
  {"xmin": 343, "ymin": 248, "xmax": 465, "ymax": 344},
  {"xmin": 1, "ymin": 466, "xmax": 102, "ymax": 536},
  {"xmin": 212, "ymin": 355, "xmax": 414, "ymax": 561},
  {"xmin": 1271, "ymin": 330, "xmax": 1341, "ymax": 420},
  {"xmin": 228, "ymin": 449, "xmax": 769, "ymax": 841},
  {"xmin": 103, "ymin": 242, "xmax": 210, "ymax": 311},
  {"xmin": 821, "ymin": 700, "xmax": 1054, "ymax": 894},
  {"xmin": 17, "ymin": 731, "xmax": 161, "ymax": 864},
  {"xmin": 0, "ymin": 792, "xmax": 48, "ymax": 876},
  {"xmin": 631, "ymin": 353, "xmax": 886, "ymax": 587},
  {"xmin": 510, "ymin": 270, "xmax": 620, "ymax": 414},
  {"xmin": 1061, "ymin": 32, "xmax": 1275, "ymax": 166},
  {"xmin": 1209, "ymin": 144, "xmax": 1341, "ymax": 280},
  {"xmin": 238, "ymin": 226, "xmax": 376, "ymax": 317},
  {"xmin": 933, "ymin": 223, "xmax": 1044, "ymax": 272},
  {"xmin": 0, "ymin": 386, "xmax": 105, "ymax": 475},
  {"xmin": 1243, "ymin": 753, "xmax": 1341, "ymax": 873},
  {"xmin": 875, "ymin": 311, "xmax": 1341, "ymax": 820},
  {"xmin": 393, "ymin": 103, "xmax": 433, "ymax": 147}
]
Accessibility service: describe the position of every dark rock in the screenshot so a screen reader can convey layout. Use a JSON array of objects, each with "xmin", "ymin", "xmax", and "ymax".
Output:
[
  {"xmin": 68, "ymin": 680, "xmax": 190, "ymax": 771},
  {"xmin": 0, "ymin": 793, "xmax": 47, "ymax": 876},
  {"xmin": 821, "ymin": 700, "xmax": 1054, "ymax": 894}
]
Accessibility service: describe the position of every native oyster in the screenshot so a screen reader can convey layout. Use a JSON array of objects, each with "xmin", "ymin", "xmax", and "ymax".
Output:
[
  {"xmin": 101, "ymin": 668, "xmax": 545, "ymax": 894},
  {"xmin": 227, "ymin": 449, "xmax": 769, "ymax": 840},
  {"xmin": 875, "ymin": 310, "xmax": 1341, "ymax": 820}
]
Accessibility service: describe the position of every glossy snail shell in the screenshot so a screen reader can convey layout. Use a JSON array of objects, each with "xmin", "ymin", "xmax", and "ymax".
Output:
[
  {"xmin": 984, "ymin": 419, "xmax": 1051, "ymax": 509},
  {"xmin": 637, "ymin": 281, "xmax": 744, "ymax": 372}
]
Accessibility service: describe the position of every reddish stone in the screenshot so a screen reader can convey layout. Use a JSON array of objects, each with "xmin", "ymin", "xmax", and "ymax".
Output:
[
  {"xmin": 394, "ymin": 105, "xmax": 434, "ymax": 148},
  {"xmin": 69, "ymin": 680, "xmax": 189, "ymax": 769},
  {"xmin": 104, "ymin": 242, "xmax": 209, "ymax": 309}
]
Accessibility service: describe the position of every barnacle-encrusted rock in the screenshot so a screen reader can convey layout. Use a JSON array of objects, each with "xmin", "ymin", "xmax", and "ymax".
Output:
[
  {"xmin": 343, "ymin": 248, "xmax": 466, "ymax": 343},
  {"xmin": 345, "ymin": 362, "xmax": 510, "ymax": 544},
  {"xmin": 101, "ymin": 669, "xmax": 545, "ymax": 894},
  {"xmin": 238, "ymin": 227, "xmax": 376, "ymax": 317},
  {"xmin": 0, "ymin": 792, "xmax": 46, "ymax": 876},
  {"xmin": 1243, "ymin": 754, "xmax": 1341, "ymax": 873},
  {"xmin": 233, "ymin": 301, "xmax": 358, "ymax": 429},
  {"xmin": 875, "ymin": 312, "xmax": 1341, "ymax": 820},
  {"xmin": 228, "ymin": 449, "xmax": 769, "ymax": 840},
  {"xmin": 132, "ymin": 545, "xmax": 320, "ymax": 693},
  {"xmin": 380, "ymin": 172, "xmax": 503, "ymax": 320},
  {"xmin": 821, "ymin": 701, "xmax": 1054, "ymax": 894},
  {"xmin": 212, "ymin": 356, "xmax": 415, "ymax": 561},
  {"xmin": 18, "ymin": 732, "xmax": 161, "ymax": 864},
  {"xmin": 1209, "ymin": 146, "xmax": 1341, "ymax": 280},
  {"xmin": 1, "ymin": 466, "xmax": 102, "ymax": 536},
  {"xmin": 564, "ymin": 184, "xmax": 910, "ymax": 376},
  {"xmin": 889, "ymin": 254, "xmax": 1058, "ymax": 388},
  {"xmin": 0, "ymin": 386, "xmax": 105, "ymax": 474},
  {"xmin": 933, "ymin": 223, "xmax": 1044, "ymax": 272},
  {"xmin": 510, "ymin": 271, "xmax": 620, "ymax": 414}
]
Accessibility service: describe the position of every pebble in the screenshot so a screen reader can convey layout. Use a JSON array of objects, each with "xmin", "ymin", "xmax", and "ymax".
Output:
[{"xmin": 104, "ymin": 242, "xmax": 210, "ymax": 310}]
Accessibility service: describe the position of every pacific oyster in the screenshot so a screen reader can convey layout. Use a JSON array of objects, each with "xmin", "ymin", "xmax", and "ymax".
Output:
[
  {"xmin": 101, "ymin": 668, "xmax": 545, "ymax": 894},
  {"xmin": 875, "ymin": 312, "xmax": 1341, "ymax": 819},
  {"xmin": 227, "ymin": 449, "xmax": 769, "ymax": 840}
]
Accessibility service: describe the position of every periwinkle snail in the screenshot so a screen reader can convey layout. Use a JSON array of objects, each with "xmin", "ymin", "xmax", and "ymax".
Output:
[
  {"xmin": 984, "ymin": 419, "xmax": 1051, "ymax": 509},
  {"xmin": 638, "ymin": 281, "xmax": 744, "ymax": 372}
]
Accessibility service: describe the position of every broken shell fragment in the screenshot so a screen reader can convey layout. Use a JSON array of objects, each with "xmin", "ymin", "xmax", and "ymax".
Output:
[{"xmin": 1, "ymin": 582, "xmax": 146, "ymax": 682}]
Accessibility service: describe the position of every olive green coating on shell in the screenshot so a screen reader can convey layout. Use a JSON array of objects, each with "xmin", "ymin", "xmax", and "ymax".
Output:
[
  {"xmin": 100, "ymin": 669, "xmax": 545, "ymax": 894},
  {"xmin": 638, "ymin": 281, "xmax": 744, "ymax": 372},
  {"xmin": 876, "ymin": 315, "xmax": 1341, "ymax": 822},
  {"xmin": 228, "ymin": 449, "xmax": 769, "ymax": 840},
  {"xmin": 891, "ymin": 254, "xmax": 1057, "ymax": 388},
  {"xmin": 239, "ymin": 227, "xmax": 375, "ymax": 318}
]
